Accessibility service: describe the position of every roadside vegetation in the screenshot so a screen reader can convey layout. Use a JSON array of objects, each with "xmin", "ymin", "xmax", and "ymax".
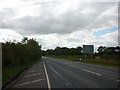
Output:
[
  {"xmin": 3, "ymin": 59, "xmax": 41, "ymax": 83},
  {"xmin": 2, "ymin": 37, "xmax": 42, "ymax": 83},
  {"xmin": 43, "ymin": 46, "xmax": 120, "ymax": 68}
]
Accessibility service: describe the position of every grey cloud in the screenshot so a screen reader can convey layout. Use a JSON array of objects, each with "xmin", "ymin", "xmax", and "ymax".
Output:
[
  {"xmin": 1, "ymin": 8, "xmax": 17, "ymax": 19},
  {"xmin": 2, "ymin": 2, "xmax": 117, "ymax": 35},
  {"xmin": 66, "ymin": 38, "xmax": 80, "ymax": 43}
]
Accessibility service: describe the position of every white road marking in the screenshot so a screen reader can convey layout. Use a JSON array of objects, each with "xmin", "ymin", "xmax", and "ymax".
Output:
[
  {"xmin": 13, "ymin": 78, "xmax": 46, "ymax": 87},
  {"xmin": 82, "ymin": 69, "xmax": 101, "ymax": 76},
  {"xmin": 70, "ymin": 65, "xmax": 77, "ymax": 68},
  {"xmin": 27, "ymin": 69, "xmax": 44, "ymax": 73},
  {"xmin": 43, "ymin": 60, "xmax": 51, "ymax": 90},
  {"xmin": 50, "ymin": 66, "xmax": 58, "ymax": 74},
  {"xmin": 49, "ymin": 65, "xmax": 72, "ymax": 86},
  {"xmin": 110, "ymin": 77, "xmax": 114, "ymax": 80},
  {"xmin": 23, "ymin": 73, "xmax": 44, "ymax": 78},
  {"xmin": 117, "ymin": 80, "xmax": 120, "ymax": 82},
  {"xmin": 5, "ymin": 68, "xmax": 26, "ymax": 88},
  {"xmin": 49, "ymin": 66, "xmax": 62, "ymax": 76}
]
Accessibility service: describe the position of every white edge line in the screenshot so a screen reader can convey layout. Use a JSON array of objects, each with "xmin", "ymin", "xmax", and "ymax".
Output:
[{"xmin": 43, "ymin": 60, "xmax": 51, "ymax": 90}]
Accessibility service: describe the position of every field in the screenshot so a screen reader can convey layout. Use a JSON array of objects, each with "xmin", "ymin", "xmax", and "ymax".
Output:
[{"xmin": 47, "ymin": 55, "xmax": 119, "ymax": 68}]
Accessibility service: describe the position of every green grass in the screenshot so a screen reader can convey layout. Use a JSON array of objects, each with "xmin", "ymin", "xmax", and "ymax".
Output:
[
  {"xmin": 81, "ymin": 59, "xmax": 119, "ymax": 67},
  {"xmin": 2, "ymin": 58, "xmax": 41, "ymax": 84},
  {"xmin": 46, "ymin": 55, "xmax": 119, "ymax": 68}
]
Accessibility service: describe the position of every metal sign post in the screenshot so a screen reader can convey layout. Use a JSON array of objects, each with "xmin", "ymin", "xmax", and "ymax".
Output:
[
  {"xmin": 91, "ymin": 53, "xmax": 92, "ymax": 60},
  {"xmin": 85, "ymin": 53, "xmax": 86, "ymax": 60}
]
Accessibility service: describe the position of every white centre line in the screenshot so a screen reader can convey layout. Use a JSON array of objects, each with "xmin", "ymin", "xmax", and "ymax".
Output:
[
  {"xmin": 82, "ymin": 69, "xmax": 101, "ymax": 76},
  {"xmin": 43, "ymin": 60, "xmax": 51, "ymax": 90},
  {"xmin": 13, "ymin": 78, "xmax": 46, "ymax": 87},
  {"xmin": 70, "ymin": 65, "xmax": 77, "ymax": 68}
]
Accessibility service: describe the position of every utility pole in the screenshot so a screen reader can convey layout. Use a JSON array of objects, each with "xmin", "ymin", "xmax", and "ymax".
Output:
[{"xmin": 0, "ymin": 13, "xmax": 4, "ymax": 29}]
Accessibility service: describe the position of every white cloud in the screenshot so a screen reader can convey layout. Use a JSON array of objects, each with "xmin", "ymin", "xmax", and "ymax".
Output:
[
  {"xmin": 0, "ymin": 0, "xmax": 118, "ymax": 51},
  {"xmin": 0, "ymin": 0, "xmax": 25, "ymax": 9},
  {"xmin": 100, "ymin": 30, "xmax": 118, "ymax": 46},
  {"xmin": 0, "ymin": 29, "xmax": 23, "ymax": 42}
]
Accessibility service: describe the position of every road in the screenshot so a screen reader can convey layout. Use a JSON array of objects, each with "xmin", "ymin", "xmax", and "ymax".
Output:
[
  {"xmin": 43, "ymin": 57, "xmax": 119, "ymax": 88},
  {"xmin": 10, "ymin": 57, "xmax": 119, "ymax": 88}
]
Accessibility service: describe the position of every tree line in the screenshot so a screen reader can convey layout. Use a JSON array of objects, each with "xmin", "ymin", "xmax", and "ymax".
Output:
[
  {"xmin": 42, "ymin": 46, "xmax": 83, "ymax": 56},
  {"xmin": 42, "ymin": 46, "xmax": 120, "ymax": 61},
  {"xmin": 2, "ymin": 37, "xmax": 120, "ymax": 67},
  {"xmin": 2, "ymin": 37, "xmax": 42, "ymax": 67},
  {"xmin": 96, "ymin": 46, "xmax": 120, "ymax": 61},
  {"xmin": 97, "ymin": 46, "xmax": 120, "ymax": 55}
]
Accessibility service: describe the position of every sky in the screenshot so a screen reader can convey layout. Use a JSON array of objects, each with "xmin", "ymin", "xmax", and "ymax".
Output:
[{"xmin": 0, "ymin": 0, "xmax": 119, "ymax": 52}]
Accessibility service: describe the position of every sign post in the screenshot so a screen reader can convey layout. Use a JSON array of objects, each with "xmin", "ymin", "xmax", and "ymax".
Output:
[
  {"xmin": 85, "ymin": 53, "xmax": 86, "ymax": 60},
  {"xmin": 83, "ymin": 45, "xmax": 94, "ymax": 60}
]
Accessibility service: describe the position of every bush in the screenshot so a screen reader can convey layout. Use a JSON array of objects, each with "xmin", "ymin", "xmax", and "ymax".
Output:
[{"xmin": 2, "ymin": 37, "xmax": 42, "ymax": 67}]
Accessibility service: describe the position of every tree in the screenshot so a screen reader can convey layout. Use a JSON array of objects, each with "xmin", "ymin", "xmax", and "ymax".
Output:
[
  {"xmin": 76, "ymin": 46, "xmax": 82, "ymax": 55},
  {"xmin": 21, "ymin": 37, "xmax": 28, "ymax": 44},
  {"xmin": 97, "ymin": 46, "xmax": 106, "ymax": 54}
]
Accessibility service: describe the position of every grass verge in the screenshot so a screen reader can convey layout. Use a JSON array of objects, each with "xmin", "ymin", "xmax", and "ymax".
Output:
[
  {"xmin": 2, "ymin": 58, "xmax": 41, "ymax": 84},
  {"xmin": 46, "ymin": 55, "xmax": 119, "ymax": 68}
]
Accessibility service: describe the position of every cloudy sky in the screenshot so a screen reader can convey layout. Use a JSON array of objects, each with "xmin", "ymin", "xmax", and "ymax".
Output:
[{"xmin": 0, "ymin": 0, "xmax": 119, "ymax": 51}]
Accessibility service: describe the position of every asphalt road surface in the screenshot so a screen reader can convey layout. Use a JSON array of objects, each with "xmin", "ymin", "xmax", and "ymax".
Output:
[
  {"xmin": 11, "ymin": 61, "xmax": 47, "ymax": 88},
  {"xmin": 10, "ymin": 57, "xmax": 119, "ymax": 89},
  {"xmin": 43, "ymin": 57, "xmax": 119, "ymax": 88}
]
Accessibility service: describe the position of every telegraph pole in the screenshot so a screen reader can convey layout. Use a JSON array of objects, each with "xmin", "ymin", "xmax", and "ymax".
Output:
[{"xmin": 0, "ymin": 13, "xmax": 4, "ymax": 29}]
